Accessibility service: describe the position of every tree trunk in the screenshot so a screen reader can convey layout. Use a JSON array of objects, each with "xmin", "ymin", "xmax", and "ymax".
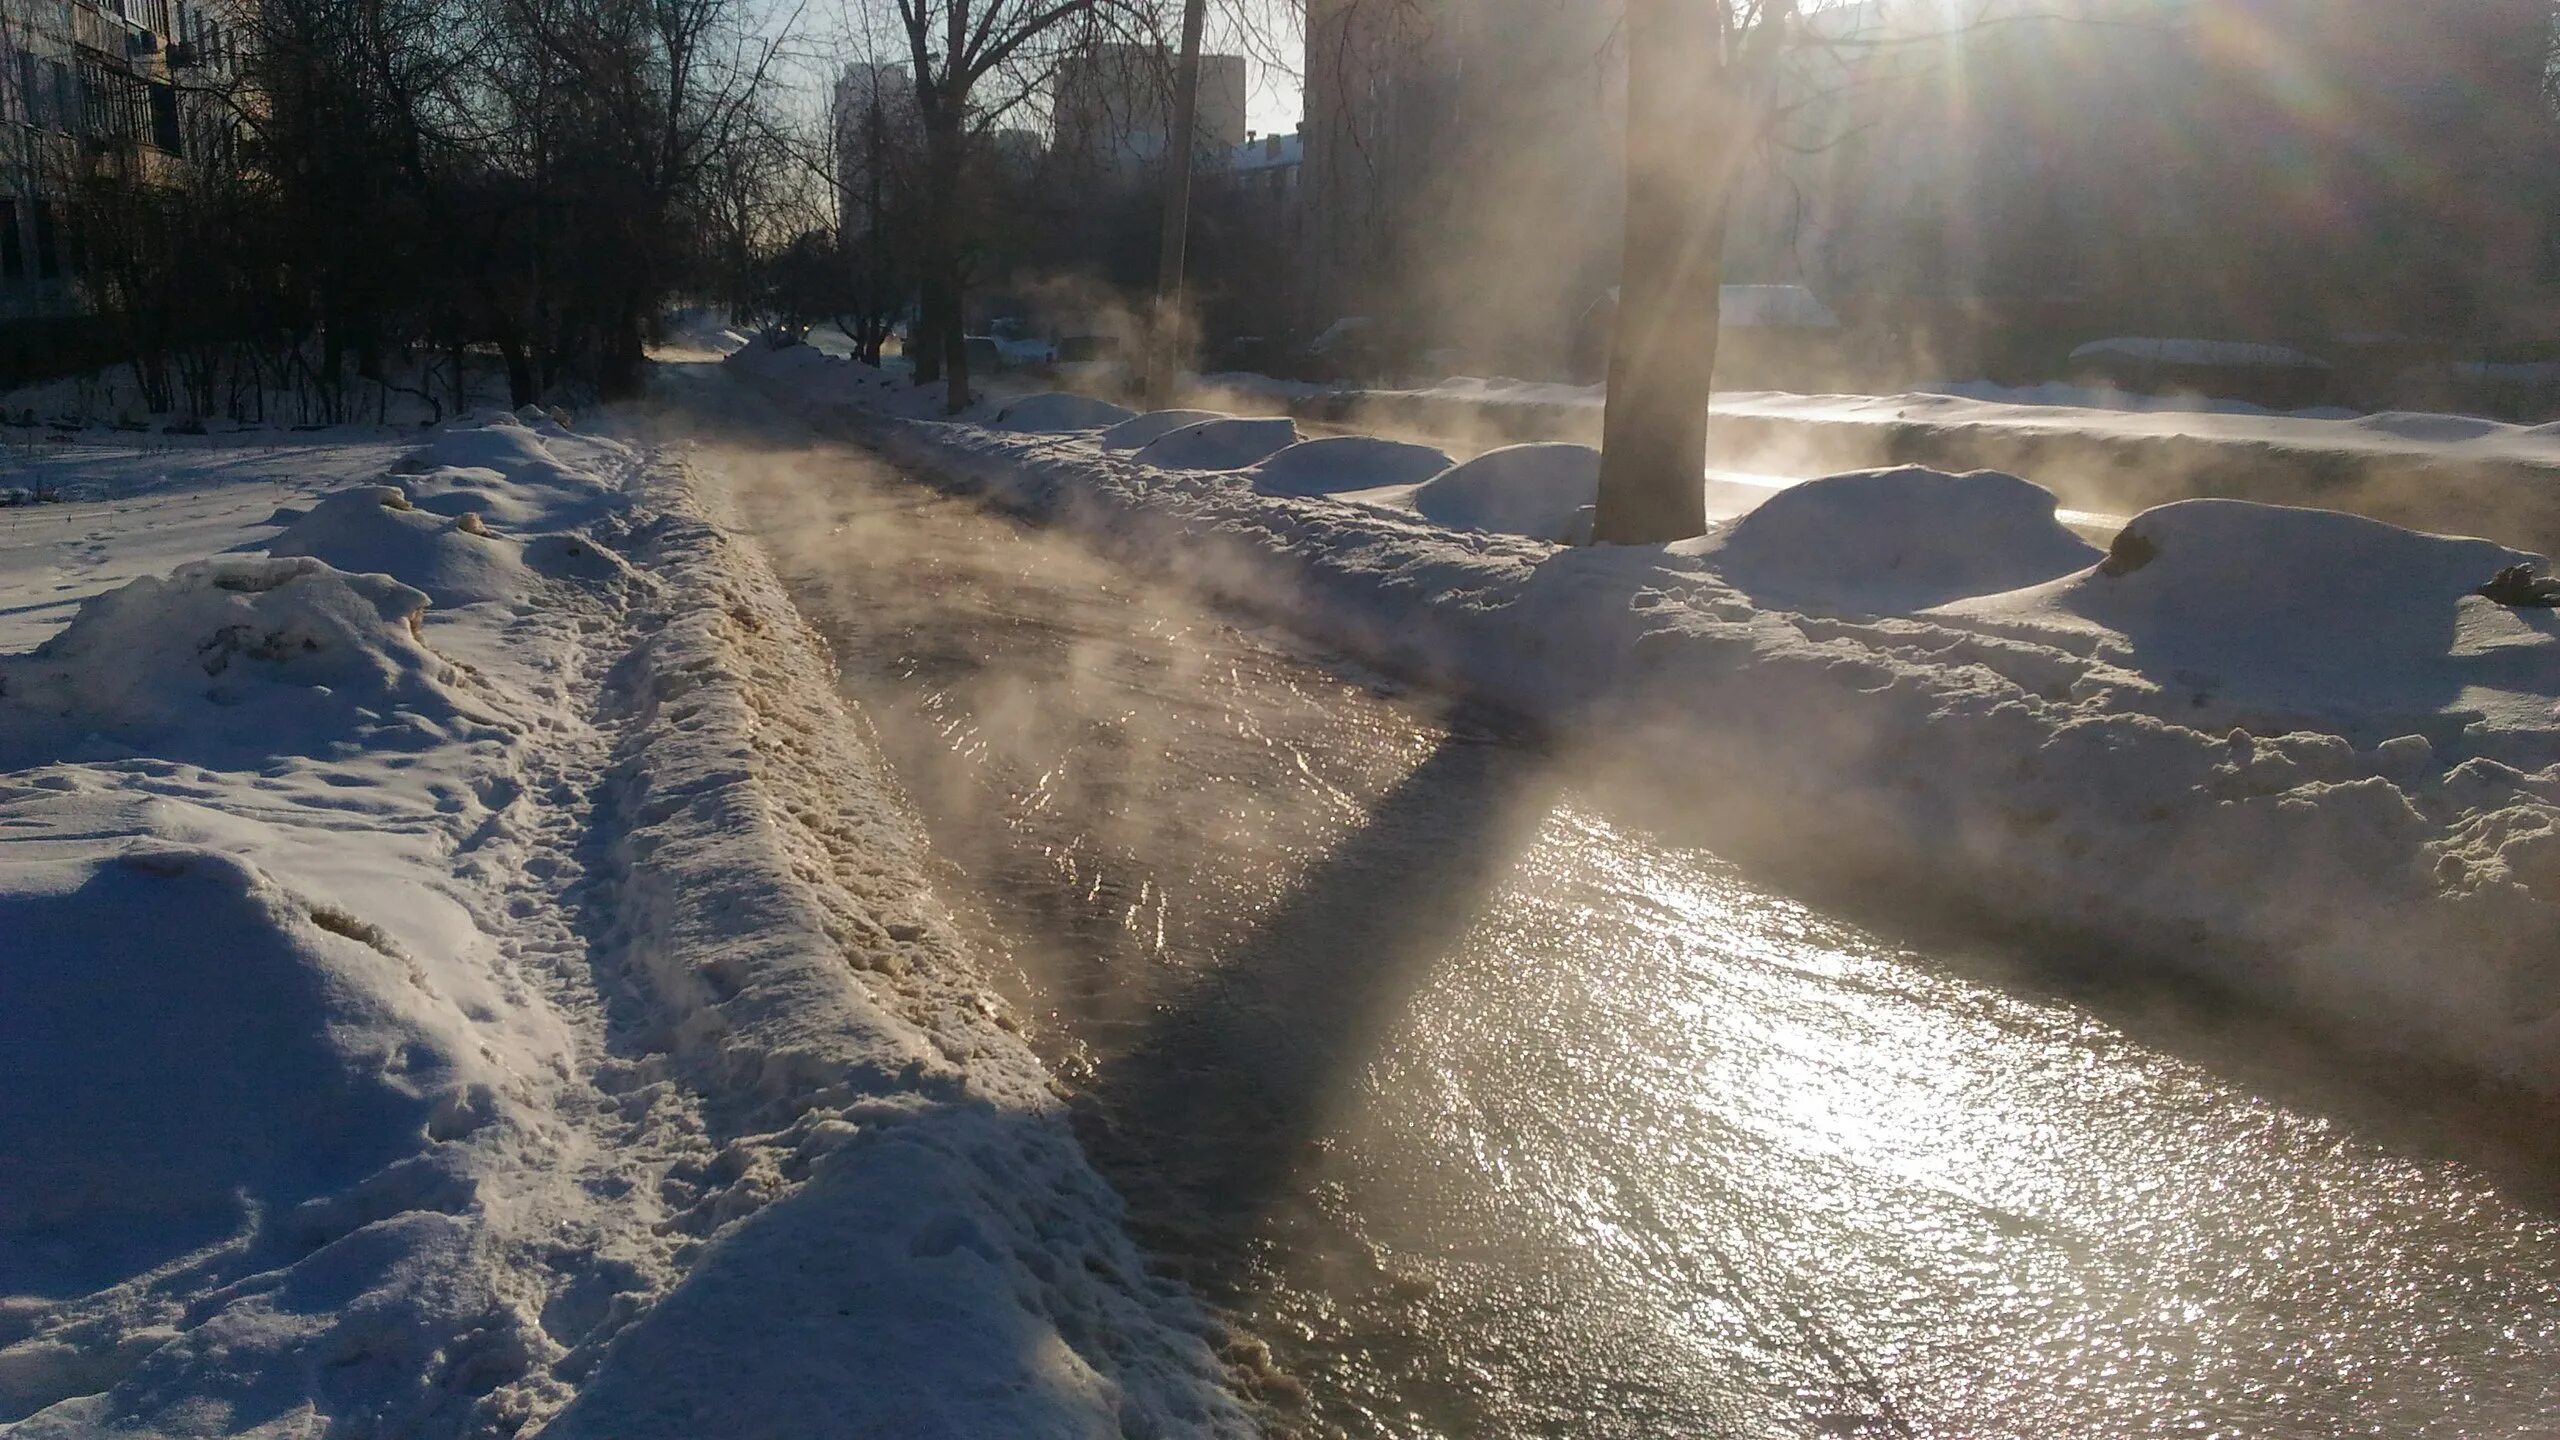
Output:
[
  {"xmin": 498, "ymin": 328, "xmax": 536, "ymax": 409},
  {"xmin": 914, "ymin": 274, "xmax": 949, "ymax": 385},
  {"xmin": 1593, "ymin": 0, "xmax": 1743, "ymax": 545},
  {"xmin": 1145, "ymin": 0, "xmax": 1212, "ymax": 409},
  {"xmin": 914, "ymin": 111, "xmax": 964, "ymax": 391},
  {"xmin": 943, "ymin": 306, "xmax": 969, "ymax": 415}
]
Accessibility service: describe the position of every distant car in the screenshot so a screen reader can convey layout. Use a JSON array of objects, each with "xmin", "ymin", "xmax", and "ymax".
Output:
[
  {"xmin": 995, "ymin": 336, "xmax": 1058, "ymax": 368},
  {"xmin": 1055, "ymin": 335, "xmax": 1121, "ymax": 365},
  {"xmin": 964, "ymin": 336, "xmax": 1004, "ymax": 373},
  {"xmin": 1283, "ymin": 316, "xmax": 1390, "ymax": 382}
]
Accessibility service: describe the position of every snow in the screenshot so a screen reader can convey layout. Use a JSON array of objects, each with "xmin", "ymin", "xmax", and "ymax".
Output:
[
  {"xmin": 0, "ymin": 553, "xmax": 472, "ymax": 764},
  {"xmin": 1914, "ymin": 377, "xmax": 2357, "ymax": 420},
  {"xmin": 1287, "ymin": 371, "xmax": 2560, "ymax": 466},
  {"xmin": 1411, "ymin": 442, "xmax": 1602, "ymax": 543},
  {"xmin": 734, "ymin": 341, "xmax": 2560, "ymax": 1091},
  {"xmin": 0, "ymin": 411, "xmax": 1251, "ymax": 1434},
  {"xmin": 1099, "ymin": 408, "xmax": 1231, "ymax": 452},
  {"xmin": 993, "ymin": 391, "xmax": 1136, "ymax": 433},
  {"xmin": 1935, "ymin": 499, "xmax": 2553, "ymax": 736},
  {"xmin": 1704, "ymin": 466, "xmax": 2104, "ymax": 614},
  {"xmin": 2349, "ymin": 411, "xmax": 2513, "ymax": 444},
  {"xmin": 1130, "ymin": 416, "xmax": 1301, "ymax": 472},
  {"xmin": 1249, "ymin": 436, "xmax": 1455, "ymax": 496},
  {"xmin": 2070, "ymin": 337, "xmax": 2330, "ymax": 370},
  {"xmin": 265, "ymin": 486, "xmax": 535, "ymax": 606}
]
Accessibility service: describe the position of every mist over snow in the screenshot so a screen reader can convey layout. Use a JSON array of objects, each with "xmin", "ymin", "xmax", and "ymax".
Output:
[{"xmin": 733, "ymin": 345, "xmax": 2560, "ymax": 1090}]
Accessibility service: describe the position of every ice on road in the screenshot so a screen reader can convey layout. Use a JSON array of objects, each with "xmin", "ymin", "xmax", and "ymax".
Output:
[{"xmin": 671, "ymin": 370, "xmax": 2560, "ymax": 1440}]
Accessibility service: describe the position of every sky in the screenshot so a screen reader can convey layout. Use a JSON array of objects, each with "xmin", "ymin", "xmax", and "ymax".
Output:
[{"xmin": 1208, "ymin": 0, "xmax": 1307, "ymax": 136}]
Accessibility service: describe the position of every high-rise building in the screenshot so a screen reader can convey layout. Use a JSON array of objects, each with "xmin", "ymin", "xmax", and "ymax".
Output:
[
  {"xmin": 832, "ymin": 62, "xmax": 918, "ymax": 247},
  {"xmin": 1050, "ymin": 42, "xmax": 1248, "ymax": 181}
]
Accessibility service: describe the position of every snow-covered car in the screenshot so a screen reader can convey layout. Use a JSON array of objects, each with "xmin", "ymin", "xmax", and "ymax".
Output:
[
  {"xmin": 2067, "ymin": 336, "xmax": 2335, "ymax": 408},
  {"xmin": 995, "ymin": 335, "xmax": 1059, "ymax": 368}
]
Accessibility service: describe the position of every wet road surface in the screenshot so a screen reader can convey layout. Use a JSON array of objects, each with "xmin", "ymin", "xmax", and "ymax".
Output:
[{"xmin": 659, "ymin": 369, "xmax": 2560, "ymax": 1439}]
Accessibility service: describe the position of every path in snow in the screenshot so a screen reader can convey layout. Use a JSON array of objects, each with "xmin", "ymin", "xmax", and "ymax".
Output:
[{"xmin": 671, "ymin": 371, "xmax": 2560, "ymax": 1440}]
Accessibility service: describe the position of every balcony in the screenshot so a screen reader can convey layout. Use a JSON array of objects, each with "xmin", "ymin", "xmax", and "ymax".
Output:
[{"xmin": 70, "ymin": 2, "xmax": 127, "ymax": 58}]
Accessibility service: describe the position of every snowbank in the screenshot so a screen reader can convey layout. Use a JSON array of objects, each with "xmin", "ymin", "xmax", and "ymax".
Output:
[
  {"xmin": 543, "ymin": 453, "xmax": 1249, "ymax": 1440},
  {"xmin": 0, "ymin": 414, "xmax": 1251, "ymax": 1436},
  {"xmin": 1412, "ymin": 443, "xmax": 1602, "ymax": 544},
  {"xmin": 1706, "ymin": 467, "xmax": 2103, "ymax": 614},
  {"xmin": 1131, "ymin": 416, "xmax": 1301, "ymax": 472},
  {"xmin": 1273, "ymin": 375, "xmax": 2560, "ymax": 551},
  {"xmin": 734, "ymin": 345, "xmax": 2560, "ymax": 1091},
  {"xmin": 1250, "ymin": 436, "xmax": 1455, "ymax": 497},
  {"xmin": 993, "ymin": 391, "xmax": 1136, "ymax": 433},
  {"xmin": 1938, "ymin": 499, "xmax": 2552, "ymax": 735}
]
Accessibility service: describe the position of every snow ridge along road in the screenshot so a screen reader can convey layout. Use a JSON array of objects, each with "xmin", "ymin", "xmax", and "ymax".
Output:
[
  {"xmin": 0, "ymin": 416, "xmax": 1249, "ymax": 1435},
  {"xmin": 731, "ymin": 342, "xmax": 2560, "ymax": 1092}
]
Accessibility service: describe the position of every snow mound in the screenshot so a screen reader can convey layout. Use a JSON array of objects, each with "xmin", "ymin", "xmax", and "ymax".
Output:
[
  {"xmin": 1939, "ymin": 499, "xmax": 2549, "ymax": 717},
  {"xmin": 1251, "ymin": 435, "xmax": 1455, "ymax": 496},
  {"xmin": 269, "ymin": 486, "xmax": 528, "ymax": 606},
  {"xmin": 1099, "ymin": 409, "xmax": 1229, "ymax": 452},
  {"xmin": 0, "ymin": 556, "xmax": 467, "ymax": 759},
  {"xmin": 1413, "ymin": 443, "xmax": 1602, "ymax": 543},
  {"xmin": 1710, "ymin": 467, "xmax": 2104, "ymax": 613},
  {"xmin": 1129, "ymin": 416, "xmax": 1300, "ymax": 472},
  {"xmin": 394, "ymin": 466, "xmax": 548, "ymax": 527},
  {"xmin": 400, "ymin": 418, "xmax": 567, "ymax": 480},
  {"xmin": 993, "ymin": 392, "xmax": 1134, "ymax": 433},
  {"xmin": 0, "ymin": 843, "xmax": 479, "ymax": 1298}
]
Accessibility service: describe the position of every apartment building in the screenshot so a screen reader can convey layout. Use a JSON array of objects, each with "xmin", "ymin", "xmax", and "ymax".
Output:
[
  {"xmin": 1050, "ymin": 42, "xmax": 1247, "ymax": 183},
  {"xmin": 0, "ymin": 0, "xmax": 235, "ymax": 366}
]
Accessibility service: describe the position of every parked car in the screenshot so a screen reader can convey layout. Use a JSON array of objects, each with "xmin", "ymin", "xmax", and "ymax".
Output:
[{"xmin": 1055, "ymin": 334, "xmax": 1122, "ymax": 365}]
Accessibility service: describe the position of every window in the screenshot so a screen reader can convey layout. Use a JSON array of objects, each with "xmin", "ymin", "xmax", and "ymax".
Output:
[
  {"xmin": 15, "ymin": 52, "xmax": 37, "ymax": 128},
  {"xmin": 49, "ymin": 60, "xmax": 71, "ymax": 134},
  {"xmin": 148, "ymin": 80, "xmax": 177, "ymax": 153},
  {"xmin": 0, "ymin": 200, "xmax": 20, "ymax": 281},
  {"xmin": 32, "ymin": 199, "xmax": 57, "ymax": 279}
]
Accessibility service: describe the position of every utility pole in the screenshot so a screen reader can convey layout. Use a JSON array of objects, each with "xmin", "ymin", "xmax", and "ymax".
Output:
[{"xmin": 1145, "ymin": 0, "xmax": 1210, "ymax": 409}]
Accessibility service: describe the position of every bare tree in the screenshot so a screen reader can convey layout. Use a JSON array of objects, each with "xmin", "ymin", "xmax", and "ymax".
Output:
[{"xmin": 862, "ymin": 0, "xmax": 1165, "ymax": 411}]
